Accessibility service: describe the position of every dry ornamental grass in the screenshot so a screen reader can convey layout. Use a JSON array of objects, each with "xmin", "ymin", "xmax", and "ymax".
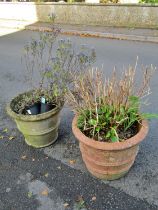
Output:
[{"xmin": 67, "ymin": 62, "xmax": 156, "ymax": 142}]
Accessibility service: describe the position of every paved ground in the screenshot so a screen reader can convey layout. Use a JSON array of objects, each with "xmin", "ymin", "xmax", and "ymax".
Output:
[
  {"xmin": 0, "ymin": 29, "xmax": 158, "ymax": 210},
  {"xmin": 0, "ymin": 19, "xmax": 158, "ymax": 43},
  {"xmin": 26, "ymin": 22, "xmax": 158, "ymax": 42}
]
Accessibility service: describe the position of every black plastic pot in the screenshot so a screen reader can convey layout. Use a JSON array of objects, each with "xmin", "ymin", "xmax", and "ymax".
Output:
[
  {"xmin": 40, "ymin": 103, "xmax": 56, "ymax": 114},
  {"xmin": 25, "ymin": 103, "xmax": 41, "ymax": 115}
]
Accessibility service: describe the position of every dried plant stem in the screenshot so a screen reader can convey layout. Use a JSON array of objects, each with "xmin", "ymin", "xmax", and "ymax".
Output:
[{"xmin": 66, "ymin": 63, "xmax": 155, "ymax": 142}]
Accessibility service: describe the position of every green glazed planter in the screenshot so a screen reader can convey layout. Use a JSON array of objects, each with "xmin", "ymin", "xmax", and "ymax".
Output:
[{"xmin": 7, "ymin": 91, "xmax": 64, "ymax": 148}]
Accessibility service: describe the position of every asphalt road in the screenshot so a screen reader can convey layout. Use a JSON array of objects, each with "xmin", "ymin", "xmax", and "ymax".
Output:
[{"xmin": 0, "ymin": 29, "xmax": 158, "ymax": 210}]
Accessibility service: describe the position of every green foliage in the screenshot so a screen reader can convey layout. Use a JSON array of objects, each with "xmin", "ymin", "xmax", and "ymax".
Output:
[
  {"xmin": 141, "ymin": 113, "xmax": 158, "ymax": 119},
  {"xmin": 77, "ymin": 95, "xmax": 158, "ymax": 142},
  {"xmin": 67, "ymin": 65, "xmax": 156, "ymax": 143},
  {"xmin": 100, "ymin": 0, "xmax": 118, "ymax": 3},
  {"xmin": 139, "ymin": 0, "xmax": 158, "ymax": 3},
  {"xmin": 77, "ymin": 97, "xmax": 142, "ymax": 142}
]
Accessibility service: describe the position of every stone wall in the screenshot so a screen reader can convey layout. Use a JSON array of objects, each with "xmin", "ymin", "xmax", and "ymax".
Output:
[{"xmin": 0, "ymin": 2, "xmax": 158, "ymax": 28}]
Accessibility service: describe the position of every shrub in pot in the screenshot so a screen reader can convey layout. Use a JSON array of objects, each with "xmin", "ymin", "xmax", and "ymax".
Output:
[
  {"xmin": 67, "ymin": 65, "xmax": 157, "ymax": 180},
  {"xmin": 7, "ymin": 29, "xmax": 96, "ymax": 148}
]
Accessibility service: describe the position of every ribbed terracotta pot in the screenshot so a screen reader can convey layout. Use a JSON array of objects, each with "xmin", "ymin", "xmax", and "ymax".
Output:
[{"xmin": 72, "ymin": 115, "xmax": 148, "ymax": 180}]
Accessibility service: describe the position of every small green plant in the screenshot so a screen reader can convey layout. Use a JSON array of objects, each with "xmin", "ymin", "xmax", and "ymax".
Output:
[
  {"xmin": 48, "ymin": 13, "xmax": 56, "ymax": 23},
  {"xmin": 100, "ymin": 0, "xmax": 118, "ymax": 3},
  {"xmin": 75, "ymin": 196, "xmax": 86, "ymax": 210},
  {"xmin": 139, "ymin": 0, "xmax": 158, "ymax": 3},
  {"xmin": 67, "ymin": 63, "xmax": 157, "ymax": 142},
  {"xmin": 16, "ymin": 28, "xmax": 96, "ymax": 114}
]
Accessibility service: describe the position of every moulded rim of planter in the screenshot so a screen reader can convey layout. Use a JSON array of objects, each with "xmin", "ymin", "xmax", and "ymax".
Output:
[
  {"xmin": 72, "ymin": 115, "xmax": 149, "ymax": 151},
  {"xmin": 6, "ymin": 91, "xmax": 64, "ymax": 122}
]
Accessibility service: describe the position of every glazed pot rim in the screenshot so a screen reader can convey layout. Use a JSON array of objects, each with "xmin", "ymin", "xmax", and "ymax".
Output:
[
  {"xmin": 6, "ymin": 91, "xmax": 64, "ymax": 122},
  {"xmin": 72, "ymin": 115, "xmax": 149, "ymax": 151}
]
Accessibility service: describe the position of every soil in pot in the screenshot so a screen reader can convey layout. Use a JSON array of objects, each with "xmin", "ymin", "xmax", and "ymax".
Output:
[{"xmin": 83, "ymin": 121, "xmax": 139, "ymax": 142}]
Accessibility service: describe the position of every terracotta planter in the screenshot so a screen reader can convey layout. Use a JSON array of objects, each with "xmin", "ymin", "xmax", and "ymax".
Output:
[
  {"xmin": 7, "ymin": 91, "xmax": 64, "ymax": 148},
  {"xmin": 72, "ymin": 115, "xmax": 149, "ymax": 180}
]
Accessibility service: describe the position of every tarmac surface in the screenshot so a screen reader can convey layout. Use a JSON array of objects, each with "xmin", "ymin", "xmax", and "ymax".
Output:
[{"xmin": 0, "ymin": 28, "xmax": 158, "ymax": 210}]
